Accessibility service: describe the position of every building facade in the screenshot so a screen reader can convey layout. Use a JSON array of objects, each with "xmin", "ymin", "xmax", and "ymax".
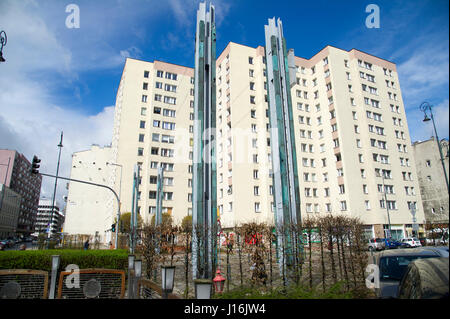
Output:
[
  {"xmin": 0, "ymin": 149, "xmax": 42, "ymax": 236},
  {"xmin": 64, "ymin": 145, "xmax": 115, "ymax": 244},
  {"xmin": 215, "ymin": 42, "xmax": 425, "ymax": 239},
  {"xmin": 412, "ymin": 137, "xmax": 449, "ymax": 224},
  {"xmin": 111, "ymin": 58, "xmax": 194, "ymax": 226},
  {"xmin": 35, "ymin": 198, "xmax": 65, "ymax": 237},
  {"xmin": 0, "ymin": 184, "xmax": 21, "ymax": 238},
  {"xmin": 109, "ymin": 43, "xmax": 425, "ymax": 240}
]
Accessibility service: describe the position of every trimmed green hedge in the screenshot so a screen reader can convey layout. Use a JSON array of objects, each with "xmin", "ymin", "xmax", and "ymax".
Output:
[{"xmin": 0, "ymin": 249, "xmax": 129, "ymax": 272}]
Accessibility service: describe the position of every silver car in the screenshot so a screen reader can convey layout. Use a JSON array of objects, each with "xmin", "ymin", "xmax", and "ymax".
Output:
[
  {"xmin": 372, "ymin": 248, "xmax": 441, "ymax": 298},
  {"xmin": 368, "ymin": 238, "xmax": 386, "ymax": 251}
]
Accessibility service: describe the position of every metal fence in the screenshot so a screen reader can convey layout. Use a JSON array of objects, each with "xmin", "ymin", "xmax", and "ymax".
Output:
[
  {"xmin": 57, "ymin": 269, "xmax": 125, "ymax": 299},
  {"xmin": 0, "ymin": 269, "xmax": 48, "ymax": 299}
]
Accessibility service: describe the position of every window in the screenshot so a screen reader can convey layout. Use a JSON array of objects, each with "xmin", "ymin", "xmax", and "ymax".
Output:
[
  {"xmin": 151, "ymin": 147, "xmax": 158, "ymax": 155},
  {"xmin": 141, "ymin": 107, "xmax": 147, "ymax": 116},
  {"xmin": 140, "ymin": 120, "xmax": 146, "ymax": 129},
  {"xmin": 164, "ymin": 96, "xmax": 176, "ymax": 105},
  {"xmin": 254, "ymin": 186, "xmax": 259, "ymax": 196},
  {"xmin": 163, "ymin": 109, "xmax": 176, "ymax": 117},
  {"xmin": 164, "ymin": 84, "xmax": 177, "ymax": 92},
  {"xmin": 162, "ymin": 122, "xmax": 175, "ymax": 130},
  {"xmin": 144, "ymin": 70, "xmax": 149, "ymax": 78},
  {"xmin": 143, "ymin": 82, "xmax": 148, "ymax": 90},
  {"xmin": 138, "ymin": 134, "xmax": 145, "ymax": 142},
  {"xmin": 142, "ymin": 95, "xmax": 147, "ymax": 103},
  {"xmin": 248, "ymin": 56, "xmax": 253, "ymax": 64},
  {"xmin": 161, "ymin": 135, "xmax": 175, "ymax": 144},
  {"xmin": 154, "ymin": 94, "xmax": 162, "ymax": 101},
  {"xmin": 250, "ymin": 96, "xmax": 256, "ymax": 104},
  {"xmin": 251, "ymin": 109, "xmax": 256, "ymax": 118},
  {"xmin": 152, "ymin": 133, "xmax": 160, "ymax": 142},
  {"xmin": 249, "ymin": 69, "xmax": 254, "ymax": 77},
  {"xmin": 137, "ymin": 148, "xmax": 144, "ymax": 156},
  {"xmin": 156, "ymin": 70, "xmax": 163, "ymax": 78},
  {"xmin": 340, "ymin": 201, "xmax": 347, "ymax": 211},
  {"xmin": 154, "ymin": 107, "xmax": 161, "ymax": 114},
  {"xmin": 153, "ymin": 120, "xmax": 160, "ymax": 128},
  {"xmin": 253, "ymin": 170, "xmax": 259, "ymax": 179},
  {"xmin": 255, "ymin": 202, "xmax": 261, "ymax": 213},
  {"xmin": 165, "ymin": 72, "xmax": 177, "ymax": 80}
]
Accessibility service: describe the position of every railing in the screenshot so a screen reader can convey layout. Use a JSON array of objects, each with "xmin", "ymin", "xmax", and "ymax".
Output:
[
  {"xmin": 0, "ymin": 269, "xmax": 48, "ymax": 299},
  {"xmin": 57, "ymin": 269, "xmax": 126, "ymax": 299}
]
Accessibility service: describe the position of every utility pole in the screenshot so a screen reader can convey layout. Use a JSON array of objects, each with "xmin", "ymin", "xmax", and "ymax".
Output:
[
  {"xmin": 192, "ymin": 2, "xmax": 217, "ymax": 281},
  {"xmin": 49, "ymin": 132, "xmax": 63, "ymax": 241},
  {"xmin": 264, "ymin": 17, "xmax": 302, "ymax": 283}
]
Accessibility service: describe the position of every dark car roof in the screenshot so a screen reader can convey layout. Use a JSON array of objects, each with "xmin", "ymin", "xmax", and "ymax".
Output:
[{"xmin": 375, "ymin": 248, "xmax": 440, "ymax": 262}]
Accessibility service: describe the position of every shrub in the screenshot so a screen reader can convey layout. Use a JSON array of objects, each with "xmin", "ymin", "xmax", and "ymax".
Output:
[{"xmin": 0, "ymin": 249, "xmax": 129, "ymax": 272}]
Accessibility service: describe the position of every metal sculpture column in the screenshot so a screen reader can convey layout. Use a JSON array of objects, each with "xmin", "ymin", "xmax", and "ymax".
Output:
[
  {"xmin": 264, "ymin": 17, "xmax": 302, "ymax": 284},
  {"xmin": 130, "ymin": 164, "xmax": 140, "ymax": 254},
  {"xmin": 155, "ymin": 166, "xmax": 164, "ymax": 227},
  {"xmin": 192, "ymin": 2, "xmax": 217, "ymax": 281}
]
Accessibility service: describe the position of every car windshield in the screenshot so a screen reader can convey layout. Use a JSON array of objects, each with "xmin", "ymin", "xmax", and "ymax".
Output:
[{"xmin": 379, "ymin": 255, "xmax": 437, "ymax": 281}]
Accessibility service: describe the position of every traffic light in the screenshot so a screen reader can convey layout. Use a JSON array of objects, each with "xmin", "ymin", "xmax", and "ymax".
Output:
[
  {"xmin": 31, "ymin": 155, "xmax": 41, "ymax": 174},
  {"xmin": 111, "ymin": 223, "xmax": 116, "ymax": 233}
]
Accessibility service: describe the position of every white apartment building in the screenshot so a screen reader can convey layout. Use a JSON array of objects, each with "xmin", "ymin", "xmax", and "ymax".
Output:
[
  {"xmin": 215, "ymin": 42, "xmax": 425, "ymax": 240},
  {"xmin": 64, "ymin": 144, "xmax": 115, "ymax": 243},
  {"xmin": 111, "ymin": 58, "xmax": 194, "ymax": 226},
  {"xmin": 109, "ymin": 42, "xmax": 425, "ymax": 240}
]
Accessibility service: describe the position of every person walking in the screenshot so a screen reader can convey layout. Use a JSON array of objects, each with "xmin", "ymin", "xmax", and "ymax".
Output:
[{"xmin": 84, "ymin": 239, "xmax": 90, "ymax": 250}]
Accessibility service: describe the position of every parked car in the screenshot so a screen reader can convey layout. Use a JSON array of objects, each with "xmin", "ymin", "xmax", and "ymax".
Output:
[
  {"xmin": 397, "ymin": 257, "xmax": 449, "ymax": 299},
  {"xmin": 385, "ymin": 238, "xmax": 404, "ymax": 249},
  {"xmin": 401, "ymin": 238, "xmax": 422, "ymax": 248},
  {"xmin": 372, "ymin": 248, "xmax": 441, "ymax": 298},
  {"xmin": 368, "ymin": 238, "xmax": 386, "ymax": 251},
  {"xmin": 0, "ymin": 242, "xmax": 4, "ymax": 251},
  {"xmin": 420, "ymin": 246, "xmax": 449, "ymax": 257}
]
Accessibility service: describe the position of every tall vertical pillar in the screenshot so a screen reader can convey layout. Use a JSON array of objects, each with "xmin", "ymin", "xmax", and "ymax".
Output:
[
  {"xmin": 192, "ymin": 2, "xmax": 217, "ymax": 280},
  {"xmin": 264, "ymin": 17, "xmax": 302, "ymax": 282},
  {"xmin": 155, "ymin": 166, "xmax": 164, "ymax": 226}
]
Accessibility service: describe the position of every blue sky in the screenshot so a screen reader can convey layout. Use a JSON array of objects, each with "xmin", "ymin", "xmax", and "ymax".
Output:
[{"xmin": 0, "ymin": 0, "xmax": 448, "ymax": 203}]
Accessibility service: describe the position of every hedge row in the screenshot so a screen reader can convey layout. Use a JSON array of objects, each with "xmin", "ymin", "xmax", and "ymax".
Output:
[{"xmin": 0, "ymin": 249, "xmax": 129, "ymax": 272}]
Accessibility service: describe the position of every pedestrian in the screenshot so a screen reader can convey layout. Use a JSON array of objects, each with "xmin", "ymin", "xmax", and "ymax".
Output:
[
  {"xmin": 109, "ymin": 241, "xmax": 113, "ymax": 250},
  {"xmin": 84, "ymin": 239, "xmax": 89, "ymax": 250}
]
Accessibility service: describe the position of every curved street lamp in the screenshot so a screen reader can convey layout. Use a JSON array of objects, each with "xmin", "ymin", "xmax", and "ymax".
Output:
[
  {"xmin": 0, "ymin": 31, "xmax": 7, "ymax": 62},
  {"xmin": 419, "ymin": 102, "xmax": 450, "ymax": 195}
]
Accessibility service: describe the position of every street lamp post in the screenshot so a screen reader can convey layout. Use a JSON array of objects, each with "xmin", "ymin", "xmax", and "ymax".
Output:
[
  {"xmin": 0, "ymin": 31, "xmax": 7, "ymax": 63},
  {"xmin": 49, "ymin": 132, "xmax": 63, "ymax": 241},
  {"xmin": 106, "ymin": 162, "xmax": 123, "ymax": 249},
  {"xmin": 420, "ymin": 102, "xmax": 450, "ymax": 195}
]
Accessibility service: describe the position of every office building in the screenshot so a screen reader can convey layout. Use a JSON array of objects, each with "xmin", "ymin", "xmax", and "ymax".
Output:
[{"xmin": 0, "ymin": 149, "xmax": 42, "ymax": 236}]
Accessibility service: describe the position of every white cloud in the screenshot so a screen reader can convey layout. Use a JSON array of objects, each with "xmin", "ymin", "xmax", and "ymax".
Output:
[{"xmin": 0, "ymin": 1, "xmax": 116, "ymax": 206}]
